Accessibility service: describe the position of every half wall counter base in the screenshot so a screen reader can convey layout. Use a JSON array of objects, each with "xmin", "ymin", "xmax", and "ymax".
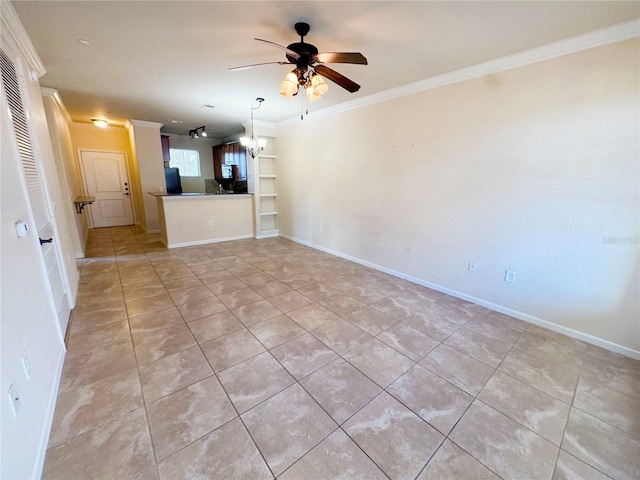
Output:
[{"xmin": 150, "ymin": 193, "xmax": 255, "ymax": 248}]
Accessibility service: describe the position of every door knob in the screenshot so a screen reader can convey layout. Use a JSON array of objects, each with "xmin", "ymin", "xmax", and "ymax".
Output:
[{"xmin": 39, "ymin": 237, "xmax": 53, "ymax": 245}]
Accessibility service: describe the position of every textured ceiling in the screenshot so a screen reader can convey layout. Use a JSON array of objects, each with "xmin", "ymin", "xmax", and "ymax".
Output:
[{"xmin": 12, "ymin": 1, "xmax": 640, "ymax": 137}]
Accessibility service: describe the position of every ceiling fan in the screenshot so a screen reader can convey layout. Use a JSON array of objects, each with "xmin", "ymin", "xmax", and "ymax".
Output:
[{"xmin": 229, "ymin": 22, "xmax": 367, "ymax": 102}]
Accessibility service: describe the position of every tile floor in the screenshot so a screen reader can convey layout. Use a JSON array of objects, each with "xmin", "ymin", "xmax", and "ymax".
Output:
[{"xmin": 42, "ymin": 226, "xmax": 640, "ymax": 479}]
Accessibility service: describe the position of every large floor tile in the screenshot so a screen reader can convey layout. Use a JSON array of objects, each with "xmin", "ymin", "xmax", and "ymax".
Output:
[
  {"xmin": 562, "ymin": 408, "xmax": 640, "ymax": 480},
  {"xmin": 267, "ymin": 290, "xmax": 313, "ymax": 313},
  {"xmin": 344, "ymin": 338, "xmax": 414, "ymax": 388},
  {"xmin": 402, "ymin": 311, "xmax": 459, "ymax": 341},
  {"xmin": 133, "ymin": 324, "xmax": 197, "ymax": 364},
  {"xmin": 573, "ymin": 375, "xmax": 640, "ymax": 438},
  {"xmin": 418, "ymin": 439, "xmax": 500, "ymax": 480},
  {"xmin": 168, "ymin": 285, "xmax": 215, "ymax": 306},
  {"xmin": 279, "ymin": 429, "xmax": 387, "ymax": 480},
  {"xmin": 552, "ymin": 450, "xmax": 610, "ymax": 480},
  {"xmin": 318, "ymin": 293, "xmax": 366, "ymax": 317},
  {"xmin": 376, "ymin": 322, "xmax": 440, "ymax": 361},
  {"xmin": 157, "ymin": 417, "xmax": 272, "ymax": 480},
  {"xmin": 66, "ymin": 319, "xmax": 131, "ymax": 356},
  {"xmin": 249, "ymin": 314, "xmax": 306, "ymax": 348},
  {"xmin": 200, "ymin": 328, "xmax": 265, "ymax": 372},
  {"xmin": 43, "ymin": 408, "xmax": 154, "ymax": 480},
  {"xmin": 343, "ymin": 392, "xmax": 443, "ymax": 480},
  {"xmin": 217, "ymin": 351, "xmax": 295, "ymax": 413},
  {"xmin": 300, "ymin": 358, "xmax": 381, "ymax": 424},
  {"xmin": 58, "ymin": 340, "xmax": 137, "ymax": 394},
  {"xmin": 232, "ymin": 299, "xmax": 283, "ymax": 327},
  {"xmin": 498, "ymin": 347, "xmax": 580, "ymax": 403},
  {"xmin": 48, "ymin": 368, "xmax": 143, "ymax": 448},
  {"xmin": 271, "ymin": 333, "xmax": 339, "ymax": 379},
  {"xmin": 419, "ymin": 344, "xmax": 494, "ymax": 396},
  {"xmin": 217, "ymin": 287, "xmax": 263, "ymax": 309},
  {"xmin": 444, "ymin": 327, "xmax": 512, "ymax": 367},
  {"xmin": 177, "ymin": 296, "xmax": 227, "ymax": 322},
  {"xmin": 138, "ymin": 346, "xmax": 213, "ymax": 402},
  {"xmin": 388, "ymin": 365, "xmax": 473, "ymax": 435},
  {"xmin": 128, "ymin": 307, "xmax": 185, "ymax": 338},
  {"xmin": 312, "ymin": 318, "xmax": 373, "ymax": 355},
  {"xmin": 146, "ymin": 376, "xmax": 236, "ymax": 460},
  {"xmin": 242, "ymin": 384, "xmax": 337, "ymax": 476},
  {"xmin": 514, "ymin": 330, "xmax": 585, "ymax": 373},
  {"xmin": 450, "ymin": 401, "xmax": 559, "ymax": 480},
  {"xmin": 186, "ymin": 310, "xmax": 244, "ymax": 344},
  {"xmin": 345, "ymin": 306, "xmax": 400, "ymax": 335},
  {"xmin": 287, "ymin": 303, "xmax": 340, "ymax": 330},
  {"xmin": 478, "ymin": 371, "xmax": 570, "ymax": 444},
  {"xmin": 126, "ymin": 293, "xmax": 175, "ymax": 318}
]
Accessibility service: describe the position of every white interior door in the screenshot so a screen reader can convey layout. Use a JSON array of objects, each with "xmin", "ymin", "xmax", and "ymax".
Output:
[
  {"xmin": 1, "ymin": 46, "xmax": 70, "ymax": 331},
  {"xmin": 80, "ymin": 150, "xmax": 133, "ymax": 227}
]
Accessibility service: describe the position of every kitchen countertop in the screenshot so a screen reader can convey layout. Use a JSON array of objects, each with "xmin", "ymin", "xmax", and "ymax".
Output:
[{"xmin": 148, "ymin": 192, "xmax": 252, "ymax": 197}]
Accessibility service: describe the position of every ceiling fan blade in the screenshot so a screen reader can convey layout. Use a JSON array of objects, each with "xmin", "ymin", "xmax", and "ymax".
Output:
[
  {"xmin": 254, "ymin": 38, "xmax": 300, "ymax": 60},
  {"xmin": 315, "ymin": 52, "xmax": 368, "ymax": 65},
  {"xmin": 229, "ymin": 61, "xmax": 292, "ymax": 72},
  {"xmin": 314, "ymin": 64, "xmax": 361, "ymax": 93}
]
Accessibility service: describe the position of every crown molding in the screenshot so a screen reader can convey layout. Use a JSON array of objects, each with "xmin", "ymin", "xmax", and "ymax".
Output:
[
  {"xmin": 41, "ymin": 87, "xmax": 73, "ymax": 124},
  {"xmin": 128, "ymin": 119, "xmax": 164, "ymax": 129},
  {"xmin": 277, "ymin": 18, "xmax": 640, "ymax": 128},
  {"xmin": 0, "ymin": 1, "xmax": 46, "ymax": 77}
]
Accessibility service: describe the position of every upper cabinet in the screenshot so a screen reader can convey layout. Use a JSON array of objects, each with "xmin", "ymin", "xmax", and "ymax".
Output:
[{"xmin": 213, "ymin": 143, "xmax": 247, "ymax": 181}]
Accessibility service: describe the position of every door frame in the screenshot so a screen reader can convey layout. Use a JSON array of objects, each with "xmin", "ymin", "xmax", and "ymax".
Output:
[{"xmin": 77, "ymin": 148, "xmax": 136, "ymax": 228}]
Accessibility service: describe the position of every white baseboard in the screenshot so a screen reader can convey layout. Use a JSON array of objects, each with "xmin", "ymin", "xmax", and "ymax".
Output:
[
  {"xmin": 167, "ymin": 234, "xmax": 254, "ymax": 249},
  {"xmin": 256, "ymin": 229, "xmax": 280, "ymax": 239},
  {"xmin": 32, "ymin": 344, "xmax": 66, "ymax": 479},
  {"xmin": 281, "ymin": 234, "xmax": 640, "ymax": 360}
]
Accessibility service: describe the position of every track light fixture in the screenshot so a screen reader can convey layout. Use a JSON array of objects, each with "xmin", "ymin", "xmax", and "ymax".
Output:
[
  {"xmin": 188, "ymin": 126, "xmax": 207, "ymax": 139},
  {"xmin": 240, "ymin": 98, "xmax": 267, "ymax": 158}
]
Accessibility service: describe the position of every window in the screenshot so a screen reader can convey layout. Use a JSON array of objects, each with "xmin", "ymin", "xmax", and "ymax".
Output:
[{"xmin": 169, "ymin": 149, "xmax": 200, "ymax": 177}]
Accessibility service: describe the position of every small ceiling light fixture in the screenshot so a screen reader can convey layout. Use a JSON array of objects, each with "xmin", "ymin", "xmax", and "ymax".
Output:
[
  {"xmin": 240, "ymin": 98, "xmax": 267, "ymax": 158},
  {"xmin": 91, "ymin": 118, "xmax": 108, "ymax": 128},
  {"xmin": 188, "ymin": 126, "xmax": 207, "ymax": 139}
]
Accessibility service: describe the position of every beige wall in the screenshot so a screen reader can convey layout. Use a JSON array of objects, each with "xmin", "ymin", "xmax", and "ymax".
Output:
[
  {"xmin": 276, "ymin": 38, "xmax": 639, "ymax": 354},
  {"xmin": 69, "ymin": 122, "xmax": 143, "ymax": 228},
  {"xmin": 128, "ymin": 120, "xmax": 165, "ymax": 232},
  {"xmin": 158, "ymin": 194, "xmax": 254, "ymax": 247}
]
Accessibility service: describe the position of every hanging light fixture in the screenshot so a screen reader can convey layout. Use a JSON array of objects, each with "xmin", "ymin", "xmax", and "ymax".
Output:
[
  {"xmin": 188, "ymin": 126, "xmax": 207, "ymax": 139},
  {"xmin": 239, "ymin": 98, "xmax": 267, "ymax": 158}
]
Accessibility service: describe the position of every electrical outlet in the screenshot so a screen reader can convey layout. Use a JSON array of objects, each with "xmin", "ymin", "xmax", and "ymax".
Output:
[
  {"xmin": 208, "ymin": 220, "xmax": 214, "ymax": 227},
  {"xmin": 7, "ymin": 383, "xmax": 20, "ymax": 417},
  {"xmin": 468, "ymin": 261, "xmax": 477, "ymax": 272},
  {"xmin": 158, "ymin": 185, "xmax": 165, "ymax": 192},
  {"xmin": 505, "ymin": 270, "xmax": 517, "ymax": 283},
  {"xmin": 21, "ymin": 353, "xmax": 31, "ymax": 380},
  {"xmin": 317, "ymin": 224, "xmax": 323, "ymax": 233}
]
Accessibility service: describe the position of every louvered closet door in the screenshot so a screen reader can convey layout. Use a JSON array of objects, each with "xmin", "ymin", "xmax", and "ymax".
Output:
[{"xmin": 1, "ymin": 48, "xmax": 67, "ymax": 320}]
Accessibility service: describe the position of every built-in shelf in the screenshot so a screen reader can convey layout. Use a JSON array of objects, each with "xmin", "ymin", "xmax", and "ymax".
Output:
[
  {"xmin": 259, "ymin": 174, "xmax": 277, "ymax": 179},
  {"xmin": 260, "ymin": 211, "xmax": 278, "ymax": 216},
  {"xmin": 73, "ymin": 195, "xmax": 95, "ymax": 214},
  {"xmin": 259, "ymin": 154, "xmax": 277, "ymax": 159},
  {"xmin": 260, "ymin": 193, "xmax": 277, "ymax": 198}
]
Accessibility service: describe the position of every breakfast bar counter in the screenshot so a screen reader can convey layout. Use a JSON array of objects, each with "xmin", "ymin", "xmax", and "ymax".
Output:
[{"xmin": 150, "ymin": 193, "xmax": 254, "ymax": 248}]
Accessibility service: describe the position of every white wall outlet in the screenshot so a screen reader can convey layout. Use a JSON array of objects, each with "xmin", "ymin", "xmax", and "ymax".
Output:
[
  {"xmin": 468, "ymin": 261, "xmax": 477, "ymax": 272},
  {"xmin": 158, "ymin": 185, "xmax": 165, "ymax": 192},
  {"xmin": 21, "ymin": 353, "xmax": 31, "ymax": 380},
  {"xmin": 505, "ymin": 270, "xmax": 517, "ymax": 283},
  {"xmin": 208, "ymin": 220, "xmax": 214, "ymax": 227},
  {"xmin": 7, "ymin": 383, "xmax": 20, "ymax": 417},
  {"xmin": 317, "ymin": 224, "xmax": 323, "ymax": 233}
]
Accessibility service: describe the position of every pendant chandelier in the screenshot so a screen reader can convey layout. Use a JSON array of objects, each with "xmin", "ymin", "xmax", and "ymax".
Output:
[{"xmin": 239, "ymin": 98, "xmax": 267, "ymax": 158}]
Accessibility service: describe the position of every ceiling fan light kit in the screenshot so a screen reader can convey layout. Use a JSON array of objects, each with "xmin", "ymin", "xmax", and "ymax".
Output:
[{"xmin": 231, "ymin": 22, "xmax": 367, "ymax": 117}]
